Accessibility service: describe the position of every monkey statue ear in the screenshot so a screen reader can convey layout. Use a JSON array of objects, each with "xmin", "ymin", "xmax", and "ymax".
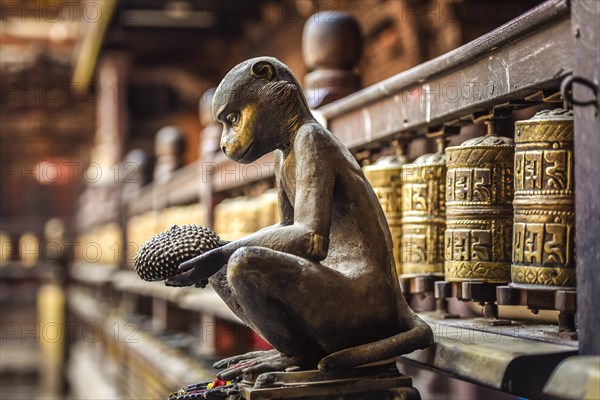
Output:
[{"xmin": 250, "ymin": 60, "xmax": 277, "ymax": 81}]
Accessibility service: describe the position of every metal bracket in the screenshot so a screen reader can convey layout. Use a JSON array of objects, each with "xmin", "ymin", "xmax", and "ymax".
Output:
[{"xmin": 560, "ymin": 74, "xmax": 599, "ymax": 108}]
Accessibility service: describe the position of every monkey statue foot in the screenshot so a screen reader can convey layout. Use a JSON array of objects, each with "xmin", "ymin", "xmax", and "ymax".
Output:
[
  {"xmin": 214, "ymin": 349, "xmax": 314, "ymax": 383},
  {"xmin": 168, "ymin": 379, "xmax": 240, "ymax": 400}
]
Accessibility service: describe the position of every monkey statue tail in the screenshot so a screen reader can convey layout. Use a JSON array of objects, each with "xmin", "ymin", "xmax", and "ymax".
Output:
[{"xmin": 317, "ymin": 312, "xmax": 434, "ymax": 370}]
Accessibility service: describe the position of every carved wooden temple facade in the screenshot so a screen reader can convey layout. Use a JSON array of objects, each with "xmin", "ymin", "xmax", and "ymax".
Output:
[{"xmin": 1, "ymin": 1, "xmax": 598, "ymax": 399}]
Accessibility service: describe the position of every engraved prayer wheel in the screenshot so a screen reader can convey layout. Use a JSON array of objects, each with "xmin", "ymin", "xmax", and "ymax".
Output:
[
  {"xmin": 445, "ymin": 133, "xmax": 514, "ymax": 283},
  {"xmin": 512, "ymin": 109, "xmax": 575, "ymax": 288},
  {"xmin": 400, "ymin": 141, "xmax": 446, "ymax": 275},
  {"xmin": 363, "ymin": 154, "xmax": 408, "ymax": 275}
]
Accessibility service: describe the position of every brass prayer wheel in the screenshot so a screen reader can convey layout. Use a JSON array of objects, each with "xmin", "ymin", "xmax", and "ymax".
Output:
[
  {"xmin": 512, "ymin": 109, "xmax": 575, "ymax": 288},
  {"xmin": 400, "ymin": 141, "xmax": 446, "ymax": 275},
  {"xmin": 445, "ymin": 132, "xmax": 514, "ymax": 283},
  {"xmin": 363, "ymin": 154, "xmax": 408, "ymax": 275}
]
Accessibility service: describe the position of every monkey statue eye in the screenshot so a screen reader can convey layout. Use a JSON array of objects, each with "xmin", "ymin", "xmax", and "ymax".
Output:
[{"xmin": 226, "ymin": 113, "xmax": 240, "ymax": 125}]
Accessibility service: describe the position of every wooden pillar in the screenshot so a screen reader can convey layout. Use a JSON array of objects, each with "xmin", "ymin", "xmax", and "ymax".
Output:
[
  {"xmin": 153, "ymin": 126, "xmax": 186, "ymax": 184},
  {"xmin": 121, "ymin": 149, "xmax": 151, "ymax": 267},
  {"xmin": 91, "ymin": 53, "xmax": 129, "ymax": 185},
  {"xmin": 122, "ymin": 149, "xmax": 152, "ymax": 199},
  {"xmin": 572, "ymin": 0, "xmax": 600, "ymax": 356},
  {"xmin": 152, "ymin": 126, "xmax": 186, "ymax": 213},
  {"xmin": 198, "ymin": 88, "xmax": 221, "ymax": 228},
  {"xmin": 302, "ymin": 11, "xmax": 363, "ymax": 108}
]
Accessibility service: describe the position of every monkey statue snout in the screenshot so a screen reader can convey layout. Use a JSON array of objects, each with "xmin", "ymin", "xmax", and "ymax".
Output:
[
  {"xmin": 220, "ymin": 136, "xmax": 256, "ymax": 163},
  {"xmin": 220, "ymin": 134, "xmax": 230, "ymax": 157}
]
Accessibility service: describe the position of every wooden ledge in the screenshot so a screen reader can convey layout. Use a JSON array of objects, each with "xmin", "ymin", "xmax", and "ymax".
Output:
[
  {"xmin": 544, "ymin": 356, "xmax": 600, "ymax": 400},
  {"xmin": 403, "ymin": 313, "xmax": 577, "ymax": 399}
]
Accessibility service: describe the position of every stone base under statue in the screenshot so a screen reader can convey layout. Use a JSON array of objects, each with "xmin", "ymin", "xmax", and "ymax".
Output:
[{"xmin": 169, "ymin": 362, "xmax": 419, "ymax": 400}]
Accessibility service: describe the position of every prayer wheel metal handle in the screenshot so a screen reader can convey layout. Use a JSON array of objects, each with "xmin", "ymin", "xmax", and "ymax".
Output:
[{"xmin": 560, "ymin": 74, "xmax": 599, "ymax": 108}]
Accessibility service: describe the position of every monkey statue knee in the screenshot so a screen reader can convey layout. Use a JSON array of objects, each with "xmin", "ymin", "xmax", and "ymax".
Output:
[{"xmin": 166, "ymin": 56, "xmax": 434, "ymax": 379}]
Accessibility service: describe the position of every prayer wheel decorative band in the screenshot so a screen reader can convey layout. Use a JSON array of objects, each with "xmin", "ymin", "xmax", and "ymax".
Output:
[
  {"xmin": 445, "ymin": 134, "xmax": 514, "ymax": 282},
  {"xmin": 512, "ymin": 109, "xmax": 575, "ymax": 288},
  {"xmin": 400, "ymin": 142, "xmax": 446, "ymax": 275},
  {"xmin": 363, "ymin": 154, "xmax": 408, "ymax": 275}
]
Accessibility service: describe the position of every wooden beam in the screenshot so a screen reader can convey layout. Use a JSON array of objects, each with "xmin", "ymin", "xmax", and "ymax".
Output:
[{"xmin": 320, "ymin": 0, "xmax": 572, "ymax": 148}]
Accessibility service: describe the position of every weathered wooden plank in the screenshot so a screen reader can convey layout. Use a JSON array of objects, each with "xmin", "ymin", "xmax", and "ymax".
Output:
[
  {"xmin": 127, "ymin": 161, "xmax": 201, "ymax": 217},
  {"xmin": 324, "ymin": 15, "xmax": 572, "ymax": 148},
  {"xmin": 321, "ymin": 0, "xmax": 569, "ymax": 117},
  {"xmin": 404, "ymin": 314, "xmax": 577, "ymax": 399}
]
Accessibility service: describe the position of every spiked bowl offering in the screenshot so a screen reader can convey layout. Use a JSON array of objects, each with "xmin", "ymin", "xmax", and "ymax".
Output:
[{"xmin": 134, "ymin": 224, "xmax": 222, "ymax": 282}]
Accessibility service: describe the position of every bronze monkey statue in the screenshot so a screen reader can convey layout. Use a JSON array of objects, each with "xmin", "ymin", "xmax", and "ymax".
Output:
[{"xmin": 166, "ymin": 57, "xmax": 434, "ymax": 380}]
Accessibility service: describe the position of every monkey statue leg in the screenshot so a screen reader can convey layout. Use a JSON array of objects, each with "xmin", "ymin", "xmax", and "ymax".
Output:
[
  {"xmin": 166, "ymin": 241, "xmax": 326, "ymax": 375},
  {"xmin": 205, "ymin": 265, "xmax": 294, "ymax": 380},
  {"xmin": 208, "ymin": 258, "xmax": 312, "ymax": 380},
  {"xmin": 208, "ymin": 266, "xmax": 261, "ymax": 333},
  {"xmin": 213, "ymin": 245, "xmax": 358, "ymax": 381}
]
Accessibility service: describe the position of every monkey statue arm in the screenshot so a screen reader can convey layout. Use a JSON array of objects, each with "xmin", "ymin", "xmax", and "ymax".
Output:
[
  {"xmin": 168, "ymin": 125, "xmax": 334, "ymax": 286},
  {"xmin": 171, "ymin": 226, "xmax": 322, "ymax": 285}
]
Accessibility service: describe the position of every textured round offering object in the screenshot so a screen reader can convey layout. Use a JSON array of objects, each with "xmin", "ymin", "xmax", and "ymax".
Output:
[{"xmin": 134, "ymin": 224, "xmax": 222, "ymax": 281}]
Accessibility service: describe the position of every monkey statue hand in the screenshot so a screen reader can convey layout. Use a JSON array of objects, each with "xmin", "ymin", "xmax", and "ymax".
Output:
[{"xmin": 165, "ymin": 246, "xmax": 230, "ymax": 287}]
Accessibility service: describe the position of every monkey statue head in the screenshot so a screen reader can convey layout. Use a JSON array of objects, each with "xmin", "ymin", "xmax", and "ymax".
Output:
[{"xmin": 213, "ymin": 57, "xmax": 311, "ymax": 163}]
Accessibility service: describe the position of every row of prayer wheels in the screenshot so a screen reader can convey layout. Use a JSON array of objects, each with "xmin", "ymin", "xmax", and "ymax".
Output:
[{"xmin": 363, "ymin": 108, "xmax": 575, "ymax": 290}]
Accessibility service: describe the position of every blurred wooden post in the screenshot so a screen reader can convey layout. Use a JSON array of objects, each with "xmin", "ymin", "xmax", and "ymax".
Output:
[
  {"xmin": 153, "ymin": 126, "xmax": 186, "ymax": 184},
  {"xmin": 153, "ymin": 126, "xmax": 186, "ymax": 216},
  {"xmin": 121, "ymin": 149, "xmax": 151, "ymax": 267},
  {"xmin": 199, "ymin": 88, "xmax": 222, "ymax": 159},
  {"xmin": 198, "ymin": 88, "xmax": 221, "ymax": 228},
  {"xmin": 38, "ymin": 219, "xmax": 68, "ymax": 399},
  {"xmin": 91, "ymin": 53, "xmax": 130, "ymax": 185},
  {"xmin": 302, "ymin": 11, "xmax": 363, "ymax": 108},
  {"xmin": 122, "ymin": 149, "xmax": 152, "ymax": 201}
]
